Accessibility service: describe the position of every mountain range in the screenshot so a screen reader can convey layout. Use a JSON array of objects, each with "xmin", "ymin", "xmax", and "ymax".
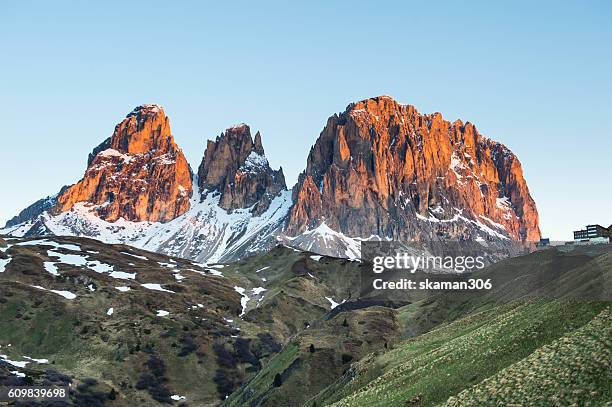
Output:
[
  {"xmin": 2, "ymin": 98, "xmax": 610, "ymax": 407},
  {"xmin": 2, "ymin": 96, "xmax": 541, "ymax": 262}
]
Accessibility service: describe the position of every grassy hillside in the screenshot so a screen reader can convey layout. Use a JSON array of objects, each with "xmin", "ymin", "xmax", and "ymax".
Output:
[
  {"xmin": 0, "ymin": 236, "xmax": 363, "ymax": 405},
  {"xmin": 0, "ymin": 236, "xmax": 250, "ymax": 405},
  {"xmin": 227, "ymin": 245, "xmax": 611, "ymax": 407},
  {"xmin": 445, "ymin": 306, "xmax": 611, "ymax": 406},
  {"xmin": 223, "ymin": 306, "xmax": 402, "ymax": 407},
  {"xmin": 1, "ymin": 234, "xmax": 610, "ymax": 406},
  {"xmin": 312, "ymin": 246, "xmax": 612, "ymax": 407},
  {"xmin": 221, "ymin": 246, "xmax": 363, "ymax": 343},
  {"xmin": 319, "ymin": 301, "xmax": 609, "ymax": 407}
]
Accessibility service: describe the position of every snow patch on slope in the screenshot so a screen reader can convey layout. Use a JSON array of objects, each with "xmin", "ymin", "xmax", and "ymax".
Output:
[
  {"xmin": 142, "ymin": 283, "xmax": 174, "ymax": 293},
  {"xmin": 234, "ymin": 286, "xmax": 250, "ymax": 316},
  {"xmin": 43, "ymin": 262, "xmax": 59, "ymax": 276},
  {"xmin": 325, "ymin": 296, "xmax": 346, "ymax": 310},
  {"xmin": 3, "ymin": 184, "xmax": 292, "ymax": 264},
  {"xmin": 97, "ymin": 148, "xmax": 132, "ymax": 164},
  {"xmin": 240, "ymin": 151, "xmax": 269, "ymax": 174},
  {"xmin": 415, "ymin": 208, "xmax": 510, "ymax": 240},
  {"xmin": 283, "ymin": 222, "xmax": 379, "ymax": 260},
  {"xmin": 30, "ymin": 285, "xmax": 77, "ymax": 300},
  {"xmin": 0, "ymin": 258, "xmax": 11, "ymax": 273}
]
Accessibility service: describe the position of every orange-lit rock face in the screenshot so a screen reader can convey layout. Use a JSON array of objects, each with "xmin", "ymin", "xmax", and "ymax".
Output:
[
  {"xmin": 57, "ymin": 105, "xmax": 192, "ymax": 223},
  {"xmin": 288, "ymin": 96, "xmax": 540, "ymax": 242}
]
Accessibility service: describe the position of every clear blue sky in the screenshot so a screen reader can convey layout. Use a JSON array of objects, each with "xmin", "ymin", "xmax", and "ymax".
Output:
[{"xmin": 1, "ymin": 1, "xmax": 610, "ymax": 239}]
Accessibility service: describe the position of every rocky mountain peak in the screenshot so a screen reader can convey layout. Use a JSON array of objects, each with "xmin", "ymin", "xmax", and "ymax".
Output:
[
  {"xmin": 254, "ymin": 131, "xmax": 265, "ymax": 155},
  {"xmin": 197, "ymin": 124, "xmax": 286, "ymax": 214},
  {"xmin": 112, "ymin": 104, "xmax": 173, "ymax": 154},
  {"xmin": 56, "ymin": 104, "xmax": 193, "ymax": 223},
  {"xmin": 287, "ymin": 95, "xmax": 540, "ymax": 242}
]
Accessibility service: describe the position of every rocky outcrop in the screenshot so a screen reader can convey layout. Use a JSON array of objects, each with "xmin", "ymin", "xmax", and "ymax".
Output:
[
  {"xmin": 56, "ymin": 104, "xmax": 192, "ymax": 222},
  {"xmin": 287, "ymin": 96, "xmax": 540, "ymax": 242},
  {"xmin": 197, "ymin": 124, "xmax": 286, "ymax": 215},
  {"xmin": 4, "ymin": 194, "xmax": 61, "ymax": 228}
]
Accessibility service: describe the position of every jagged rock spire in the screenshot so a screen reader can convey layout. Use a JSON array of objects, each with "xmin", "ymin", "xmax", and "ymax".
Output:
[
  {"xmin": 197, "ymin": 124, "xmax": 286, "ymax": 214},
  {"xmin": 56, "ymin": 104, "xmax": 193, "ymax": 222}
]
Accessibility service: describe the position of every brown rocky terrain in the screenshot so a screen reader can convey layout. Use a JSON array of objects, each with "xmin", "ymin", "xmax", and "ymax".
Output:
[
  {"xmin": 287, "ymin": 96, "xmax": 540, "ymax": 242},
  {"xmin": 197, "ymin": 124, "xmax": 286, "ymax": 215},
  {"xmin": 56, "ymin": 104, "xmax": 193, "ymax": 222},
  {"xmin": 0, "ymin": 235, "xmax": 363, "ymax": 405}
]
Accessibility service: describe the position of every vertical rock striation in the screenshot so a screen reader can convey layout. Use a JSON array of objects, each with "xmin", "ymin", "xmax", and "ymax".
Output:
[
  {"xmin": 56, "ymin": 104, "xmax": 193, "ymax": 222},
  {"xmin": 287, "ymin": 96, "xmax": 540, "ymax": 242},
  {"xmin": 197, "ymin": 124, "xmax": 286, "ymax": 215}
]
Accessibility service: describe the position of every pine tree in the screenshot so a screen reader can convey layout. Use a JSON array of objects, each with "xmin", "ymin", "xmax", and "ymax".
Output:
[{"xmin": 273, "ymin": 373, "xmax": 282, "ymax": 387}]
